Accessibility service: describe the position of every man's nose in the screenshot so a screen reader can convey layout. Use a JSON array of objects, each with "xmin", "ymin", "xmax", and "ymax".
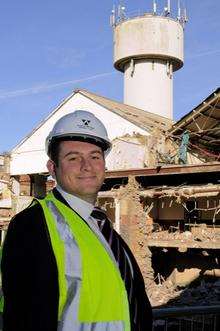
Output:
[{"xmin": 81, "ymin": 157, "xmax": 92, "ymax": 170}]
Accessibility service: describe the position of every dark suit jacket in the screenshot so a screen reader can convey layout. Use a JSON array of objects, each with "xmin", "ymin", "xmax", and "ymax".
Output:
[{"xmin": 1, "ymin": 189, "xmax": 152, "ymax": 331}]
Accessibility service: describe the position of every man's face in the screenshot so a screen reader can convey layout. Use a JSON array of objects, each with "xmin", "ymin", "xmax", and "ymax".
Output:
[{"xmin": 47, "ymin": 140, "xmax": 105, "ymax": 203}]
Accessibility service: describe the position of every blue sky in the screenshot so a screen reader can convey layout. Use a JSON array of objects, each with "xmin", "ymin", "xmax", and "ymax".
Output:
[{"xmin": 0, "ymin": 0, "xmax": 219, "ymax": 153}]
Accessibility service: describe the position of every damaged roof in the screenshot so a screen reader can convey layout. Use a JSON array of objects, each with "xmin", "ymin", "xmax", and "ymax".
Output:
[
  {"xmin": 11, "ymin": 88, "xmax": 173, "ymax": 154},
  {"xmin": 169, "ymin": 88, "xmax": 220, "ymax": 159},
  {"xmin": 77, "ymin": 89, "xmax": 173, "ymax": 132}
]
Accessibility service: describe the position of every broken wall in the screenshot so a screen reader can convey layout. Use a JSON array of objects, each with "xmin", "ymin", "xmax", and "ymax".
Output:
[
  {"xmin": 0, "ymin": 154, "xmax": 11, "ymax": 243},
  {"xmin": 106, "ymin": 132, "xmax": 204, "ymax": 172}
]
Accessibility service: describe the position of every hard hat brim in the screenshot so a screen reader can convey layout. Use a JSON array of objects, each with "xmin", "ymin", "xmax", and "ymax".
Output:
[{"xmin": 47, "ymin": 134, "xmax": 111, "ymax": 155}]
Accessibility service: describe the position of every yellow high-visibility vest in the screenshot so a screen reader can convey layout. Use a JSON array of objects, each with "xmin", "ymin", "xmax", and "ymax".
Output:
[{"xmin": 37, "ymin": 192, "xmax": 130, "ymax": 330}]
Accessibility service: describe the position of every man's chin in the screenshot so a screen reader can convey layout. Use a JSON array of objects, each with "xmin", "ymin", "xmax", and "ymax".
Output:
[
  {"xmin": 74, "ymin": 186, "xmax": 100, "ymax": 199},
  {"xmin": 81, "ymin": 188, "xmax": 100, "ymax": 196}
]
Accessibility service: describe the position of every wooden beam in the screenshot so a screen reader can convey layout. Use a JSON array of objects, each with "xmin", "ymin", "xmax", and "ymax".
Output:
[
  {"xmin": 169, "ymin": 93, "xmax": 220, "ymax": 134},
  {"xmin": 105, "ymin": 163, "xmax": 220, "ymax": 178},
  {"xmin": 147, "ymin": 239, "xmax": 220, "ymax": 249}
]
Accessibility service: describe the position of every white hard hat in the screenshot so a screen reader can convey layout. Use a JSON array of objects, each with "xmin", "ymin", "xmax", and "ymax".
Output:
[{"xmin": 46, "ymin": 110, "xmax": 111, "ymax": 155}]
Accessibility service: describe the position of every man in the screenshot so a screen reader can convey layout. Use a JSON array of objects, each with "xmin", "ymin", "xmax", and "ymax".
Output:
[{"xmin": 1, "ymin": 110, "xmax": 152, "ymax": 331}]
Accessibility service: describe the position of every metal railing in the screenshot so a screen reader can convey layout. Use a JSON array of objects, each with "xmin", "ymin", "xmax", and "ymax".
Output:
[{"xmin": 152, "ymin": 305, "xmax": 220, "ymax": 331}]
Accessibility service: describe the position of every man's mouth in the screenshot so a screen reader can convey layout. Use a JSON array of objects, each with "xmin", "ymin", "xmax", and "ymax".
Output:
[{"xmin": 78, "ymin": 176, "xmax": 96, "ymax": 180}]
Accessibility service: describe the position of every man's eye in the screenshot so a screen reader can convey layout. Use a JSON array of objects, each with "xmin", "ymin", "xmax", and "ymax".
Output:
[{"xmin": 92, "ymin": 155, "xmax": 101, "ymax": 160}]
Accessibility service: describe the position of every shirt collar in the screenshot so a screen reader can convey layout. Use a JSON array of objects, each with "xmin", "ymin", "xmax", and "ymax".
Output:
[{"xmin": 56, "ymin": 185, "xmax": 94, "ymax": 222}]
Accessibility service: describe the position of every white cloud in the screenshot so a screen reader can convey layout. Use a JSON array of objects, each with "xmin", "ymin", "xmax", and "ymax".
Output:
[
  {"xmin": 188, "ymin": 49, "xmax": 220, "ymax": 59},
  {"xmin": 0, "ymin": 72, "xmax": 115, "ymax": 99}
]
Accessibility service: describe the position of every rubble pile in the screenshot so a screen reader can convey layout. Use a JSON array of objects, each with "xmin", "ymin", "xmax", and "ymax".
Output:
[
  {"xmin": 148, "ymin": 278, "xmax": 220, "ymax": 307},
  {"xmin": 149, "ymin": 225, "xmax": 220, "ymax": 244},
  {"xmin": 169, "ymin": 279, "xmax": 220, "ymax": 307},
  {"xmin": 148, "ymin": 280, "xmax": 182, "ymax": 307}
]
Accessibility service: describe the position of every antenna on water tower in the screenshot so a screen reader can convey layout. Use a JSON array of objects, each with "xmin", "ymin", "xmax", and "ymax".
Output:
[
  {"xmin": 118, "ymin": 0, "xmax": 126, "ymax": 21},
  {"xmin": 184, "ymin": 8, "xmax": 188, "ymax": 23},
  {"xmin": 177, "ymin": 0, "xmax": 188, "ymax": 27},
  {"xmin": 177, "ymin": 0, "xmax": 181, "ymax": 20},
  {"xmin": 164, "ymin": 0, "xmax": 171, "ymax": 16},
  {"xmin": 110, "ymin": 5, "xmax": 116, "ymax": 27},
  {"xmin": 153, "ymin": 0, "xmax": 157, "ymax": 14}
]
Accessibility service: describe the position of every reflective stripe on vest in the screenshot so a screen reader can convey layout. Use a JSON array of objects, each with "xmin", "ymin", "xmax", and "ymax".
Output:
[{"xmin": 37, "ymin": 192, "xmax": 130, "ymax": 330}]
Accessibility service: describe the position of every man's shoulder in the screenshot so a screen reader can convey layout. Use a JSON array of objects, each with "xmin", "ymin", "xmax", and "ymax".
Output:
[
  {"xmin": 10, "ymin": 199, "xmax": 44, "ymax": 229},
  {"xmin": 14, "ymin": 199, "xmax": 42, "ymax": 216}
]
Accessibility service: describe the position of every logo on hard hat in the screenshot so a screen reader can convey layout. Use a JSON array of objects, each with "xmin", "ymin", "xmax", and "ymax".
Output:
[
  {"xmin": 77, "ymin": 119, "xmax": 94, "ymax": 131},
  {"xmin": 82, "ymin": 119, "xmax": 90, "ymax": 126}
]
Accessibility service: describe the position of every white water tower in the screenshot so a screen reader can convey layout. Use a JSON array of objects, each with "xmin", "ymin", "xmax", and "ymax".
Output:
[{"xmin": 111, "ymin": 1, "xmax": 187, "ymax": 119}]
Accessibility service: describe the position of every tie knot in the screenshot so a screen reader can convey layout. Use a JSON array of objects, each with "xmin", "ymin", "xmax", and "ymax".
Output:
[{"xmin": 91, "ymin": 207, "xmax": 107, "ymax": 221}]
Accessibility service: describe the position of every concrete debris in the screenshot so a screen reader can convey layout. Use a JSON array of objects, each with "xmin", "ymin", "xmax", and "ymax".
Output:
[
  {"xmin": 148, "ymin": 278, "xmax": 220, "ymax": 308},
  {"xmin": 148, "ymin": 279, "xmax": 181, "ymax": 307},
  {"xmin": 149, "ymin": 224, "xmax": 220, "ymax": 246},
  {"xmin": 167, "ymin": 280, "xmax": 220, "ymax": 307}
]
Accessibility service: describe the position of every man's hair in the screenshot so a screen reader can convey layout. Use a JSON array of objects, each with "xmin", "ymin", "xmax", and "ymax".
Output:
[{"xmin": 49, "ymin": 139, "xmax": 62, "ymax": 167}]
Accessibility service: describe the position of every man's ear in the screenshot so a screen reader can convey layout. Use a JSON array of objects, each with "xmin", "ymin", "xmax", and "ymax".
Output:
[{"xmin": 47, "ymin": 159, "xmax": 56, "ymax": 179}]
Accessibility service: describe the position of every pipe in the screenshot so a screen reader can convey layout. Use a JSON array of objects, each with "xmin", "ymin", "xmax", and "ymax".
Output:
[{"xmin": 141, "ymin": 185, "xmax": 220, "ymax": 198}]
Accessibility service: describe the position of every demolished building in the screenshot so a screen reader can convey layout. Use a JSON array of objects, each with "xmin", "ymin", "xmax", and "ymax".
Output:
[{"xmin": 1, "ymin": 87, "xmax": 219, "ymax": 307}]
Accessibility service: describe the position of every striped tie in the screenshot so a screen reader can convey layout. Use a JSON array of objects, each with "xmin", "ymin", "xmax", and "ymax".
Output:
[{"xmin": 91, "ymin": 207, "xmax": 137, "ymax": 325}]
